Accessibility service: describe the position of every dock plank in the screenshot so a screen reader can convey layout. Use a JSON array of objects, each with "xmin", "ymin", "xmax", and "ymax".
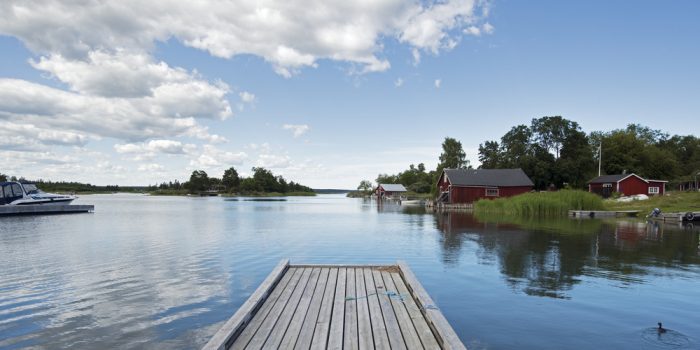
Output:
[
  {"xmin": 294, "ymin": 268, "xmax": 330, "ymax": 350},
  {"xmin": 206, "ymin": 262, "xmax": 465, "ymax": 350},
  {"xmin": 278, "ymin": 268, "xmax": 322, "ymax": 349},
  {"xmin": 363, "ymin": 268, "xmax": 390, "ymax": 349},
  {"xmin": 390, "ymin": 272, "xmax": 440, "ymax": 349},
  {"xmin": 373, "ymin": 269, "xmax": 407, "ymax": 350},
  {"xmin": 230, "ymin": 268, "xmax": 303, "ymax": 350},
  {"xmin": 381, "ymin": 270, "xmax": 423, "ymax": 349},
  {"xmin": 327, "ymin": 267, "xmax": 347, "ymax": 350},
  {"xmin": 310, "ymin": 268, "xmax": 339, "ymax": 350},
  {"xmin": 355, "ymin": 268, "xmax": 374, "ymax": 350},
  {"xmin": 261, "ymin": 268, "xmax": 314, "ymax": 348},
  {"xmin": 344, "ymin": 268, "xmax": 359, "ymax": 350}
]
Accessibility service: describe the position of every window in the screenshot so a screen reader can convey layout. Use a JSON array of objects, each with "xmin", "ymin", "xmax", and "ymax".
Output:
[
  {"xmin": 486, "ymin": 188, "xmax": 499, "ymax": 196},
  {"xmin": 648, "ymin": 187, "xmax": 659, "ymax": 194},
  {"xmin": 0, "ymin": 186, "xmax": 4, "ymax": 198},
  {"xmin": 11, "ymin": 184, "xmax": 23, "ymax": 197},
  {"xmin": 602, "ymin": 183, "xmax": 612, "ymax": 188}
]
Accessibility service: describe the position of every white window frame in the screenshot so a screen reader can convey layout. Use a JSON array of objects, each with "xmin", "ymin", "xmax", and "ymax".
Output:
[
  {"xmin": 485, "ymin": 188, "xmax": 499, "ymax": 197},
  {"xmin": 602, "ymin": 183, "xmax": 613, "ymax": 188},
  {"xmin": 648, "ymin": 187, "xmax": 659, "ymax": 194}
]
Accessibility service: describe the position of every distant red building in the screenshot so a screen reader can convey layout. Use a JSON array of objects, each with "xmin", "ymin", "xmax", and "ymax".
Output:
[
  {"xmin": 588, "ymin": 174, "xmax": 667, "ymax": 198},
  {"xmin": 375, "ymin": 183, "xmax": 407, "ymax": 199},
  {"xmin": 436, "ymin": 168, "xmax": 534, "ymax": 204}
]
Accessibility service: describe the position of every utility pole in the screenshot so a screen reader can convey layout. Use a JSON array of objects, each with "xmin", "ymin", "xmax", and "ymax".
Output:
[{"xmin": 598, "ymin": 142, "xmax": 602, "ymax": 176}]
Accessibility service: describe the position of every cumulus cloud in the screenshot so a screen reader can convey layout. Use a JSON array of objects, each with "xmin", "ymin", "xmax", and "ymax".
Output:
[
  {"xmin": 137, "ymin": 163, "xmax": 165, "ymax": 172},
  {"xmin": 239, "ymin": 91, "xmax": 256, "ymax": 104},
  {"xmin": 256, "ymin": 154, "xmax": 292, "ymax": 169},
  {"xmin": 434, "ymin": 79, "xmax": 441, "ymax": 88},
  {"xmin": 0, "ymin": 78, "xmax": 229, "ymax": 142},
  {"xmin": 114, "ymin": 139, "xmax": 196, "ymax": 155},
  {"xmin": 283, "ymin": 124, "xmax": 310, "ymax": 138},
  {"xmin": 0, "ymin": 0, "xmax": 491, "ymax": 76},
  {"xmin": 189, "ymin": 145, "xmax": 248, "ymax": 168}
]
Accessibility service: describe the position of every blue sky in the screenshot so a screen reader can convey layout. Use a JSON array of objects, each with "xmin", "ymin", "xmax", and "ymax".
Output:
[{"xmin": 1, "ymin": 1, "xmax": 698, "ymax": 188}]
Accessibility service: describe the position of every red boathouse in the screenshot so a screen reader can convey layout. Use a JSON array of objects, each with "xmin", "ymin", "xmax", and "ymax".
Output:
[
  {"xmin": 588, "ymin": 174, "xmax": 667, "ymax": 198},
  {"xmin": 436, "ymin": 168, "xmax": 534, "ymax": 204}
]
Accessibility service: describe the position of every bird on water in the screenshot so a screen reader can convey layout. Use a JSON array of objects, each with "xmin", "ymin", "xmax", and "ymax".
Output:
[{"xmin": 657, "ymin": 322, "xmax": 667, "ymax": 334}]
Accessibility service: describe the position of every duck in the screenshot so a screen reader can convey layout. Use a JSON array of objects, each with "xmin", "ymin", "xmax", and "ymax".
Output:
[{"xmin": 657, "ymin": 322, "xmax": 667, "ymax": 334}]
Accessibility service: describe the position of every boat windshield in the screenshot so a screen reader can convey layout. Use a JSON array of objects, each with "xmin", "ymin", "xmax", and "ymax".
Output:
[{"xmin": 22, "ymin": 184, "xmax": 42, "ymax": 194}]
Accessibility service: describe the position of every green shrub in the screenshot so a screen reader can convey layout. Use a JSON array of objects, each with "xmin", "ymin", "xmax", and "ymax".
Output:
[{"xmin": 474, "ymin": 190, "xmax": 604, "ymax": 217}]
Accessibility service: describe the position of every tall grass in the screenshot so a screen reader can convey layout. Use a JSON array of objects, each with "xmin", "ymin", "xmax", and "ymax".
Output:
[{"xmin": 474, "ymin": 190, "xmax": 604, "ymax": 217}]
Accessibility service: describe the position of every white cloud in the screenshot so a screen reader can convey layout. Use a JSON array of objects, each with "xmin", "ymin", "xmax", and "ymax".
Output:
[
  {"xmin": 283, "ymin": 124, "xmax": 310, "ymax": 138},
  {"xmin": 239, "ymin": 91, "xmax": 256, "ymax": 104},
  {"xmin": 189, "ymin": 145, "xmax": 248, "ymax": 169},
  {"xmin": 256, "ymin": 154, "xmax": 292, "ymax": 169},
  {"xmin": 464, "ymin": 26, "xmax": 481, "ymax": 36},
  {"xmin": 394, "ymin": 78, "xmax": 404, "ymax": 87},
  {"xmin": 0, "ymin": 78, "xmax": 229, "ymax": 142},
  {"xmin": 114, "ymin": 139, "xmax": 196, "ymax": 155},
  {"xmin": 137, "ymin": 163, "xmax": 165, "ymax": 172},
  {"xmin": 434, "ymin": 79, "xmax": 441, "ymax": 88},
  {"xmin": 483, "ymin": 22, "xmax": 495, "ymax": 34},
  {"xmin": 0, "ymin": 0, "xmax": 490, "ymax": 76}
]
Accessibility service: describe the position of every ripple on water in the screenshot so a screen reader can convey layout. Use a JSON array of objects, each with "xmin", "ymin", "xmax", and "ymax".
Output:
[{"xmin": 641, "ymin": 327, "xmax": 693, "ymax": 349}]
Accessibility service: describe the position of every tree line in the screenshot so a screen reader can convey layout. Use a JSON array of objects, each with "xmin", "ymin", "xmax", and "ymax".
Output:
[
  {"xmin": 356, "ymin": 116, "xmax": 699, "ymax": 193},
  {"xmin": 153, "ymin": 167, "xmax": 314, "ymax": 195}
]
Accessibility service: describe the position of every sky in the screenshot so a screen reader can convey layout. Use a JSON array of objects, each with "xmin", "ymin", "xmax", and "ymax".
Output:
[{"xmin": 1, "ymin": 0, "xmax": 699, "ymax": 189}]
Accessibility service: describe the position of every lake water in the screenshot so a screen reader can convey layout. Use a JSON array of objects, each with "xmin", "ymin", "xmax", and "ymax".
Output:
[{"xmin": 1, "ymin": 194, "xmax": 699, "ymax": 349}]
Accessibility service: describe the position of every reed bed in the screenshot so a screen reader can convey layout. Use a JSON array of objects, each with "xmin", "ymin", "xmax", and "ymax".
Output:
[{"xmin": 474, "ymin": 190, "xmax": 604, "ymax": 217}]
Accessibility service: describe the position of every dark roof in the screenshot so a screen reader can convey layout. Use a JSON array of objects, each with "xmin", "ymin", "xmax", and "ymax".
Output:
[
  {"xmin": 378, "ymin": 184, "xmax": 407, "ymax": 192},
  {"xmin": 587, "ymin": 173, "xmax": 663, "ymax": 184},
  {"xmin": 443, "ymin": 168, "xmax": 534, "ymax": 187},
  {"xmin": 587, "ymin": 174, "xmax": 629, "ymax": 184}
]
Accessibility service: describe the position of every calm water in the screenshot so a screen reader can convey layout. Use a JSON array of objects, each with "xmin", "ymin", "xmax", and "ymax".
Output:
[{"xmin": 1, "ymin": 194, "xmax": 699, "ymax": 349}]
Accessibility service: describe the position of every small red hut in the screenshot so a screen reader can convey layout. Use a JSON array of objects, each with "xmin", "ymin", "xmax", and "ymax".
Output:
[
  {"xmin": 436, "ymin": 168, "xmax": 534, "ymax": 204},
  {"xmin": 588, "ymin": 174, "xmax": 667, "ymax": 198},
  {"xmin": 375, "ymin": 184, "xmax": 407, "ymax": 199}
]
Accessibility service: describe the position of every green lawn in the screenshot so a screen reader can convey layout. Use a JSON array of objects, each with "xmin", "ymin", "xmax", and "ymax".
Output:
[{"xmin": 604, "ymin": 191, "xmax": 700, "ymax": 216}]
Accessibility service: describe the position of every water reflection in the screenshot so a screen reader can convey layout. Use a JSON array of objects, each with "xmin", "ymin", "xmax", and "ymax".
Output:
[{"xmin": 433, "ymin": 211, "xmax": 700, "ymax": 299}]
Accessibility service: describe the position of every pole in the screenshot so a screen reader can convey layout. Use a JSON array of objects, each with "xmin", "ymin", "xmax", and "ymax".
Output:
[
  {"xmin": 695, "ymin": 172, "xmax": 699, "ymax": 191},
  {"xmin": 598, "ymin": 142, "xmax": 602, "ymax": 176}
]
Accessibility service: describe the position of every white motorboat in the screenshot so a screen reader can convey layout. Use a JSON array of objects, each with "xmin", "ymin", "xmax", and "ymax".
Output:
[{"xmin": 0, "ymin": 181, "xmax": 77, "ymax": 205}]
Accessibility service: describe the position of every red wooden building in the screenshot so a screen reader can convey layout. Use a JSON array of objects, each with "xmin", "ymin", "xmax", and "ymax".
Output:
[
  {"xmin": 436, "ymin": 168, "xmax": 534, "ymax": 204},
  {"xmin": 587, "ymin": 174, "xmax": 667, "ymax": 198},
  {"xmin": 375, "ymin": 183, "xmax": 407, "ymax": 199}
]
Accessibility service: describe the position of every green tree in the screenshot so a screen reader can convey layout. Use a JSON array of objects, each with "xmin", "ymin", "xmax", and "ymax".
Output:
[
  {"xmin": 531, "ymin": 116, "xmax": 580, "ymax": 158},
  {"xmin": 186, "ymin": 170, "xmax": 210, "ymax": 192},
  {"xmin": 252, "ymin": 167, "xmax": 278, "ymax": 192},
  {"xmin": 222, "ymin": 167, "xmax": 240, "ymax": 193},
  {"xmin": 437, "ymin": 137, "xmax": 469, "ymax": 174},
  {"xmin": 0, "ymin": 173, "xmax": 7, "ymax": 182},
  {"xmin": 357, "ymin": 180, "xmax": 373, "ymax": 193},
  {"xmin": 478, "ymin": 140, "xmax": 501, "ymax": 168}
]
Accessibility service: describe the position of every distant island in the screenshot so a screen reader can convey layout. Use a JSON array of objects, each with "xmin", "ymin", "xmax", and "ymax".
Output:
[
  {"xmin": 0, "ymin": 166, "xmax": 316, "ymax": 197},
  {"xmin": 150, "ymin": 167, "xmax": 316, "ymax": 197}
]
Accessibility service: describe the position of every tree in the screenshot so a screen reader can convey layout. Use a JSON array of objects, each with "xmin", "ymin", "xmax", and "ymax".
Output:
[
  {"xmin": 0, "ymin": 173, "xmax": 7, "ymax": 182},
  {"xmin": 478, "ymin": 140, "xmax": 501, "ymax": 168},
  {"xmin": 222, "ymin": 167, "xmax": 240, "ymax": 193},
  {"xmin": 437, "ymin": 137, "xmax": 469, "ymax": 174},
  {"xmin": 531, "ymin": 116, "xmax": 580, "ymax": 158},
  {"xmin": 187, "ymin": 170, "xmax": 210, "ymax": 192},
  {"xmin": 357, "ymin": 180, "xmax": 373, "ymax": 193}
]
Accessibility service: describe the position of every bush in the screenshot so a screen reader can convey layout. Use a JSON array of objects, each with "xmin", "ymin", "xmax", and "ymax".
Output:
[{"xmin": 474, "ymin": 190, "xmax": 604, "ymax": 217}]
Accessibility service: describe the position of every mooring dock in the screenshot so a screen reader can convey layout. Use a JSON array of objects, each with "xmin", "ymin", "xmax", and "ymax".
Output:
[
  {"xmin": 0, "ymin": 204, "xmax": 94, "ymax": 216},
  {"xmin": 569, "ymin": 210, "xmax": 640, "ymax": 218},
  {"xmin": 204, "ymin": 260, "xmax": 465, "ymax": 350}
]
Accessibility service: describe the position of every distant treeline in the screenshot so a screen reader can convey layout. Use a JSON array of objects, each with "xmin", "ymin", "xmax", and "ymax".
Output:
[
  {"xmin": 0, "ymin": 174, "xmax": 144, "ymax": 193},
  {"xmin": 356, "ymin": 117, "xmax": 700, "ymax": 193},
  {"xmin": 151, "ymin": 167, "xmax": 315, "ymax": 195}
]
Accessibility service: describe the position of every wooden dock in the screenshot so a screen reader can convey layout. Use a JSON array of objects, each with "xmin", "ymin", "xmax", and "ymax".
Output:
[
  {"xmin": 569, "ymin": 210, "xmax": 639, "ymax": 218},
  {"xmin": 0, "ymin": 204, "xmax": 94, "ymax": 216},
  {"xmin": 204, "ymin": 260, "xmax": 465, "ymax": 350},
  {"xmin": 649, "ymin": 211, "xmax": 700, "ymax": 223}
]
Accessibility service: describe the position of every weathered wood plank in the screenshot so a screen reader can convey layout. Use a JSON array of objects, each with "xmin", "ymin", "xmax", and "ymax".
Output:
[
  {"xmin": 355, "ymin": 268, "xmax": 374, "ymax": 350},
  {"xmin": 260, "ymin": 268, "xmax": 314, "ymax": 349},
  {"xmin": 202, "ymin": 259, "xmax": 289, "ymax": 350},
  {"xmin": 294, "ymin": 268, "xmax": 330, "ymax": 350},
  {"xmin": 344, "ymin": 268, "xmax": 359, "ymax": 350},
  {"xmin": 363, "ymin": 267, "xmax": 390, "ymax": 349},
  {"xmin": 381, "ymin": 270, "xmax": 423, "ymax": 349},
  {"xmin": 310, "ymin": 268, "xmax": 339, "ymax": 350},
  {"xmin": 397, "ymin": 261, "xmax": 466, "ymax": 350},
  {"xmin": 390, "ymin": 272, "xmax": 440, "ymax": 349},
  {"xmin": 373, "ymin": 269, "xmax": 407, "ymax": 350},
  {"xmin": 278, "ymin": 268, "xmax": 322, "ymax": 349},
  {"xmin": 327, "ymin": 267, "xmax": 347, "ymax": 350},
  {"xmin": 230, "ymin": 268, "xmax": 303, "ymax": 350}
]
